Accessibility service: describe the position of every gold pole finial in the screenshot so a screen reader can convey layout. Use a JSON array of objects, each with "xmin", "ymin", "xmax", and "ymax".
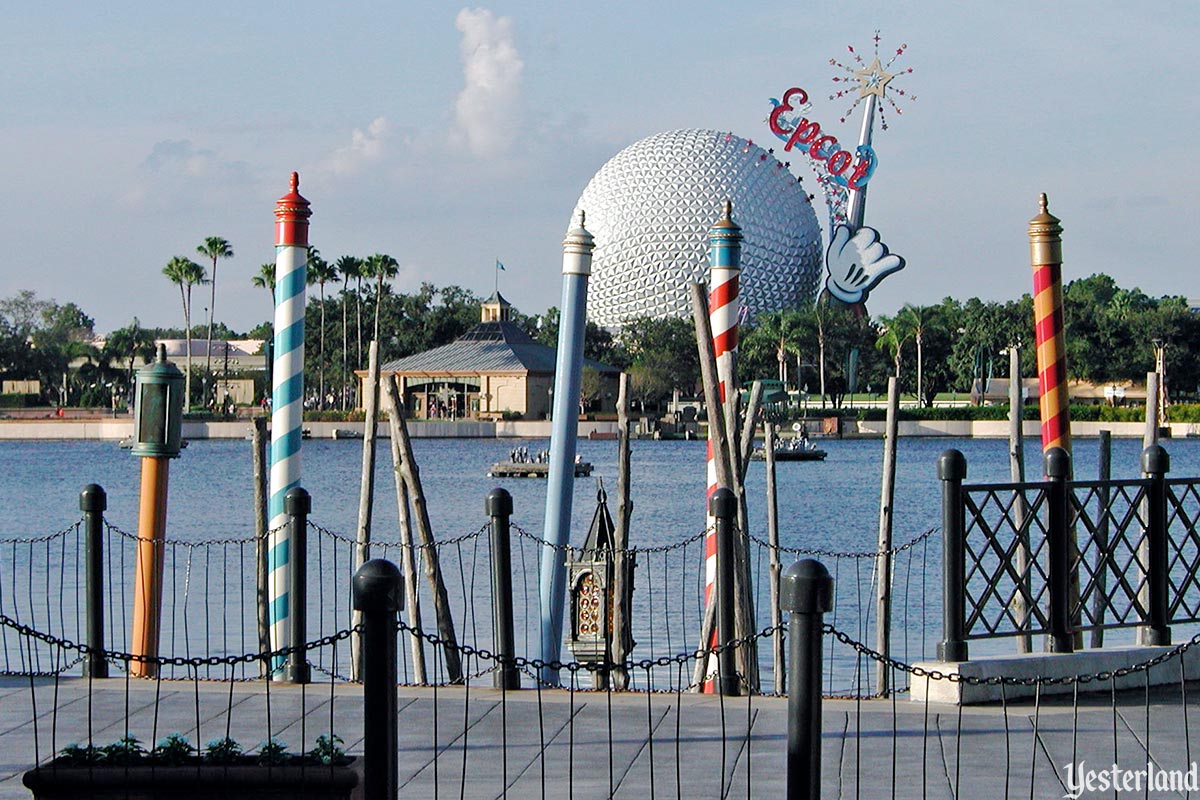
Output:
[{"xmin": 1028, "ymin": 192, "xmax": 1063, "ymax": 266}]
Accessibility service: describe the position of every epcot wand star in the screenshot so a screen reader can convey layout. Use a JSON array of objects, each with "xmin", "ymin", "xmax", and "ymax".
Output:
[
  {"xmin": 820, "ymin": 30, "xmax": 914, "ymax": 309},
  {"xmin": 829, "ymin": 30, "xmax": 915, "ymax": 230}
]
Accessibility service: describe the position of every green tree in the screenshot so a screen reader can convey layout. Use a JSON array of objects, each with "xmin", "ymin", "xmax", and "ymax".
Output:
[
  {"xmin": 162, "ymin": 256, "xmax": 207, "ymax": 407},
  {"xmin": 334, "ymin": 256, "xmax": 362, "ymax": 409},
  {"xmin": 307, "ymin": 248, "xmax": 337, "ymax": 409},
  {"xmin": 740, "ymin": 309, "xmax": 808, "ymax": 388},
  {"xmin": 617, "ymin": 316, "xmax": 699, "ymax": 409},
  {"xmin": 196, "ymin": 236, "xmax": 233, "ymax": 402},
  {"xmin": 363, "ymin": 253, "xmax": 399, "ymax": 343},
  {"xmin": 252, "ymin": 262, "xmax": 275, "ymax": 307},
  {"xmin": 529, "ymin": 306, "xmax": 620, "ymax": 366},
  {"xmin": 1063, "ymin": 274, "xmax": 1149, "ymax": 384},
  {"xmin": 874, "ymin": 314, "xmax": 908, "ymax": 380},
  {"xmin": 103, "ymin": 319, "xmax": 156, "ymax": 404},
  {"xmin": 894, "ymin": 304, "xmax": 942, "ymax": 406}
]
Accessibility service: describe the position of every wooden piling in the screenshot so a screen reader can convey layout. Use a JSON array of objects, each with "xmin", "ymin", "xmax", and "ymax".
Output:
[
  {"xmin": 688, "ymin": 282, "xmax": 755, "ymax": 691},
  {"xmin": 1138, "ymin": 372, "xmax": 1159, "ymax": 645},
  {"xmin": 252, "ymin": 415, "xmax": 270, "ymax": 677},
  {"xmin": 874, "ymin": 377, "xmax": 898, "ymax": 694},
  {"xmin": 765, "ymin": 421, "xmax": 784, "ymax": 694},
  {"xmin": 382, "ymin": 376, "xmax": 427, "ymax": 683},
  {"xmin": 1093, "ymin": 429, "xmax": 1111, "ymax": 649},
  {"xmin": 612, "ymin": 372, "xmax": 633, "ymax": 690},
  {"xmin": 1008, "ymin": 347, "xmax": 1032, "ymax": 654},
  {"xmin": 384, "ymin": 374, "xmax": 462, "ymax": 682},
  {"xmin": 352, "ymin": 340, "xmax": 381, "ymax": 678}
]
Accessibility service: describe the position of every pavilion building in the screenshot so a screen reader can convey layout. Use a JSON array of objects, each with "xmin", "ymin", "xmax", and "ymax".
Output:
[{"xmin": 370, "ymin": 293, "xmax": 620, "ymax": 420}]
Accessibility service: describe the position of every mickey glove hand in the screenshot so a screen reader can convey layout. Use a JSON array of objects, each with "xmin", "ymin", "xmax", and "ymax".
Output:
[{"xmin": 824, "ymin": 224, "xmax": 905, "ymax": 305}]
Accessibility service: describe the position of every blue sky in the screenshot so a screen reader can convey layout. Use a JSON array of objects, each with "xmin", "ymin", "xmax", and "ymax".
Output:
[{"xmin": 1, "ymin": 1, "xmax": 1195, "ymax": 334}]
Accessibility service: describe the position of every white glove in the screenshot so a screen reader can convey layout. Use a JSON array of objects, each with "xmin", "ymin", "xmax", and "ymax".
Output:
[{"xmin": 824, "ymin": 224, "xmax": 905, "ymax": 305}]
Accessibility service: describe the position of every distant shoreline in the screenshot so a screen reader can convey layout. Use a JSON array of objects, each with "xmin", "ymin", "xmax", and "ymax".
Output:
[{"xmin": 0, "ymin": 417, "xmax": 1182, "ymax": 441}]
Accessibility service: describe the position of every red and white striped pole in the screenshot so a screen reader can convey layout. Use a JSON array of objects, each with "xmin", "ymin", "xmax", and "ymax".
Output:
[{"xmin": 703, "ymin": 201, "xmax": 742, "ymax": 692}]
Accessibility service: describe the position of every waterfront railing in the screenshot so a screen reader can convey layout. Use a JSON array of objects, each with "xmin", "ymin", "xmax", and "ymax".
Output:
[
  {"xmin": 940, "ymin": 443, "xmax": 1200, "ymax": 659},
  {"xmin": 0, "ymin": 483, "xmax": 936, "ymax": 692}
]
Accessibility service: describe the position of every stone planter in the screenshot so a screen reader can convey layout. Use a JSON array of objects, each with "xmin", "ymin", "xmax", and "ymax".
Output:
[{"xmin": 22, "ymin": 758, "xmax": 359, "ymax": 800}]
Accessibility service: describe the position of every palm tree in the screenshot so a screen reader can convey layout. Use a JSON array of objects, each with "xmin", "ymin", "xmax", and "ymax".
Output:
[
  {"xmin": 104, "ymin": 318, "xmax": 156, "ymax": 403},
  {"xmin": 196, "ymin": 236, "xmax": 233, "ymax": 405},
  {"xmin": 896, "ymin": 304, "xmax": 936, "ymax": 406},
  {"xmin": 307, "ymin": 248, "xmax": 338, "ymax": 410},
  {"xmin": 809, "ymin": 300, "xmax": 832, "ymax": 407},
  {"xmin": 874, "ymin": 315, "xmax": 908, "ymax": 379},
  {"xmin": 363, "ymin": 253, "xmax": 399, "ymax": 343},
  {"xmin": 334, "ymin": 256, "xmax": 361, "ymax": 410},
  {"xmin": 252, "ymin": 262, "xmax": 276, "ymax": 313},
  {"xmin": 162, "ymin": 256, "xmax": 207, "ymax": 408}
]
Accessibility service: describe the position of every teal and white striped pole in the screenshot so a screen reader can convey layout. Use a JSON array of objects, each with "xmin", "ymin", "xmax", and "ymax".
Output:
[
  {"xmin": 268, "ymin": 172, "xmax": 311, "ymax": 677},
  {"xmin": 538, "ymin": 212, "xmax": 594, "ymax": 685}
]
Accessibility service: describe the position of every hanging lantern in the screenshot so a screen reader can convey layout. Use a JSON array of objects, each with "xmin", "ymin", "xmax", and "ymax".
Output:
[
  {"xmin": 131, "ymin": 344, "xmax": 185, "ymax": 458},
  {"xmin": 566, "ymin": 483, "xmax": 634, "ymax": 681}
]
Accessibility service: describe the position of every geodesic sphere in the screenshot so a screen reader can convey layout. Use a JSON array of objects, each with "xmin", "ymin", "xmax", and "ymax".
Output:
[{"xmin": 572, "ymin": 129, "xmax": 823, "ymax": 328}]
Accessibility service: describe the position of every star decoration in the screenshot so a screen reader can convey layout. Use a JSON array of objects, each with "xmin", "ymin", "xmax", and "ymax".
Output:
[
  {"xmin": 829, "ymin": 31, "xmax": 914, "ymax": 133},
  {"xmin": 854, "ymin": 57, "xmax": 893, "ymax": 99}
]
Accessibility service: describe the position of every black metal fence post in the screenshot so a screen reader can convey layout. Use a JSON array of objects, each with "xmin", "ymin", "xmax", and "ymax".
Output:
[
  {"xmin": 487, "ymin": 487, "xmax": 520, "ymax": 690},
  {"xmin": 80, "ymin": 484, "xmax": 108, "ymax": 678},
  {"xmin": 1045, "ymin": 447, "xmax": 1075, "ymax": 653},
  {"xmin": 353, "ymin": 559, "xmax": 402, "ymax": 800},
  {"xmin": 1142, "ymin": 444, "xmax": 1171, "ymax": 645},
  {"xmin": 783, "ymin": 558, "xmax": 833, "ymax": 800},
  {"xmin": 283, "ymin": 487, "xmax": 311, "ymax": 683},
  {"xmin": 937, "ymin": 450, "xmax": 969, "ymax": 662},
  {"xmin": 711, "ymin": 487, "xmax": 739, "ymax": 696}
]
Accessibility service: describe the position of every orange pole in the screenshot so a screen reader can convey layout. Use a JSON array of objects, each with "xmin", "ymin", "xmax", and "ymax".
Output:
[{"xmin": 131, "ymin": 456, "xmax": 170, "ymax": 678}]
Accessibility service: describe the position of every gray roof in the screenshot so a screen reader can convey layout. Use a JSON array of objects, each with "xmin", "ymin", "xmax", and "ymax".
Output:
[{"xmin": 380, "ymin": 321, "xmax": 619, "ymax": 375}]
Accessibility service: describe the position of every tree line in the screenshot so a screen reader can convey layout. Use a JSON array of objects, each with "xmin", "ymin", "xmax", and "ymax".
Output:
[{"xmin": 2, "ymin": 263, "xmax": 1196, "ymax": 411}]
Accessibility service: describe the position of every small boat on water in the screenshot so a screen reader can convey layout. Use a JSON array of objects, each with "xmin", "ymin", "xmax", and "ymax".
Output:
[
  {"xmin": 488, "ymin": 447, "xmax": 594, "ymax": 478},
  {"xmin": 751, "ymin": 436, "xmax": 826, "ymax": 462}
]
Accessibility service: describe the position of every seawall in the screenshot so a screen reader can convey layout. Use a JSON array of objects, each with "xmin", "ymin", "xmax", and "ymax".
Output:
[{"xmin": 0, "ymin": 418, "xmax": 1193, "ymax": 441}]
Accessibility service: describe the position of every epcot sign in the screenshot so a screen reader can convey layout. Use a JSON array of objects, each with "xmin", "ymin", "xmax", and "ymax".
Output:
[{"xmin": 768, "ymin": 87, "xmax": 875, "ymax": 192}]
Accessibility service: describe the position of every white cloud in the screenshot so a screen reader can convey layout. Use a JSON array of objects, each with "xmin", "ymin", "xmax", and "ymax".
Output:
[
  {"xmin": 120, "ymin": 139, "xmax": 254, "ymax": 209},
  {"xmin": 451, "ymin": 8, "xmax": 524, "ymax": 159},
  {"xmin": 140, "ymin": 139, "xmax": 248, "ymax": 180},
  {"xmin": 328, "ymin": 117, "xmax": 391, "ymax": 176}
]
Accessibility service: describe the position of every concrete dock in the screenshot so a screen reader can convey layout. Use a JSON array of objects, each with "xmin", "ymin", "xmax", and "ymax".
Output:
[{"xmin": 3, "ymin": 676, "xmax": 1198, "ymax": 798}]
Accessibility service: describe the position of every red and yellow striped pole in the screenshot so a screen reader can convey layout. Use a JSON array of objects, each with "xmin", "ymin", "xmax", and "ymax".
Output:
[{"xmin": 1029, "ymin": 193, "xmax": 1070, "ymax": 455}]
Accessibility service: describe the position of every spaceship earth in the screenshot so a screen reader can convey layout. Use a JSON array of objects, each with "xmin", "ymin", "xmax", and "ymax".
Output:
[{"xmin": 571, "ymin": 129, "xmax": 823, "ymax": 328}]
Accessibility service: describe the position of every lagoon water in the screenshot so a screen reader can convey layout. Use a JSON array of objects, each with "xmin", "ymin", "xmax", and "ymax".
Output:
[
  {"xmin": 4, "ymin": 433, "xmax": 1199, "ymax": 688},
  {"xmin": 4, "ymin": 434, "xmax": 1196, "ymax": 549}
]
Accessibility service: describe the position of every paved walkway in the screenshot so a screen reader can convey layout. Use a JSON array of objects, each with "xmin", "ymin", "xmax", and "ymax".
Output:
[{"xmin": 3, "ymin": 676, "xmax": 1198, "ymax": 798}]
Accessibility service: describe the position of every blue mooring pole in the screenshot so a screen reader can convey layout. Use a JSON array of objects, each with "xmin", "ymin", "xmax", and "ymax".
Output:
[{"xmin": 538, "ymin": 212, "xmax": 594, "ymax": 685}]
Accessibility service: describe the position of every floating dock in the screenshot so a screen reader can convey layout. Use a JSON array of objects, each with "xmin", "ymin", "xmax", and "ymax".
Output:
[{"xmin": 488, "ymin": 461, "xmax": 594, "ymax": 478}]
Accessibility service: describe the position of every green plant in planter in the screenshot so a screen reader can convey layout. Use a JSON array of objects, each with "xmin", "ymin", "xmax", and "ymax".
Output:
[
  {"xmin": 256, "ymin": 738, "xmax": 290, "ymax": 766},
  {"xmin": 204, "ymin": 736, "xmax": 243, "ymax": 764},
  {"xmin": 309, "ymin": 734, "xmax": 347, "ymax": 765},
  {"xmin": 57, "ymin": 743, "xmax": 101, "ymax": 765},
  {"xmin": 151, "ymin": 733, "xmax": 195, "ymax": 765},
  {"xmin": 101, "ymin": 735, "xmax": 146, "ymax": 765}
]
